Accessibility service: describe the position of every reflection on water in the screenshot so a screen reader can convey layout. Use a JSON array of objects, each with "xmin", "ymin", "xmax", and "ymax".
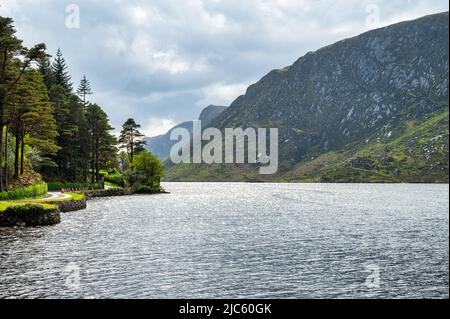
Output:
[{"xmin": 0, "ymin": 183, "xmax": 448, "ymax": 299}]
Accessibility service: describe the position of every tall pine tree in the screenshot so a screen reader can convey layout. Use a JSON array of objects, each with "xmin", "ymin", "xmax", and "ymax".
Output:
[
  {"xmin": 86, "ymin": 103, "xmax": 116, "ymax": 183},
  {"xmin": 119, "ymin": 118, "xmax": 147, "ymax": 164},
  {"xmin": 51, "ymin": 48, "xmax": 72, "ymax": 95},
  {"xmin": 77, "ymin": 75, "xmax": 93, "ymax": 105}
]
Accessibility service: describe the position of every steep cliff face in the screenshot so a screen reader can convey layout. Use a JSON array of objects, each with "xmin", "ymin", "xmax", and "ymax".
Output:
[
  {"xmin": 213, "ymin": 12, "xmax": 448, "ymax": 164},
  {"xmin": 165, "ymin": 12, "xmax": 449, "ymax": 182},
  {"xmin": 145, "ymin": 105, "xmax": 227, "ymax": 160}
]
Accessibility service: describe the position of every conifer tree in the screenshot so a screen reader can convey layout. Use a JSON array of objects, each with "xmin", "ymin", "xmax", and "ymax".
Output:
[
  {"xmin": 119, "ymin": 118, "xmax": 147, "ymax": 163},
  {"xmin": 86, "ymin": 103, "xmax": 116, "ymax": 182},
  {"xmin": 20, "ymin": 71, "xmax": 59, "ymax": 175},
  {"xmin": 38, "ymin": 56, "xmax": 55, "ymax": 90},
  {"xmin": 77, "ymin": 75, "xmax": 93, "ymax": 105},
  {"xmin": 51, "ymin": 48, "xmax": 72, "ymax": 94},
  {"xmin": 1, "ymin": 18, "xmax": 119, "ymax": 191}
]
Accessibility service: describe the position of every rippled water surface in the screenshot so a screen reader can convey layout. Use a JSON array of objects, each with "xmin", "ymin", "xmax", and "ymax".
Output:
[{"xmin": 0, "ymin": 183, "xmax": 448, "ymax": 299}]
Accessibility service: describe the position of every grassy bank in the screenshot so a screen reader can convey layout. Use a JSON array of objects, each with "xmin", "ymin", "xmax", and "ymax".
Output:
[
  {"xmin": 0, "ymin": 182, "xmax": 48, "ymax": 201},
  {"xmin": 0, "ymin": 192, "xmax": 85, "ymax": 212},
  {"xmin": 0, "ymin": 204, "xmax": 61, "ymax": 227}
]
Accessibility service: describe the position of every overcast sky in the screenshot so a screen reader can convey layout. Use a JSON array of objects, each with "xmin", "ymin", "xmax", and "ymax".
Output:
[{"xmin": 1, "ymin": 0, "xmax": 448, "ymax": 136}]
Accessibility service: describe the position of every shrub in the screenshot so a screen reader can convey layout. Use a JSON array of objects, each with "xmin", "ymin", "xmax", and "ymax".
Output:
[
  {"xmin": 0, "ymin": 182, "xmax": 48, "ymax": 201},
  {"xmin": 0, "ymin": 204, "xmax": 60, "ymax": 227},
  {"xmin": 4, "ymin": 204, "xmax": 56, "ymax": 216},
  {"xmin": 81, "ymin": 187, "xmax": 131, "ymax": 198},
  {"xmin": 47, "ymin": 182, "xmax": 102, "ymax": 192},
  {"xmin": 104, "ymin": 172, "xmax": 124, "ymax": 187},
  {"xmin": 133, "ymin": 185, "xmax": 165, "ymax": 194},
  {"xmin": 126, "ymin": 151, "xmax": 164, "ymax": 189}
]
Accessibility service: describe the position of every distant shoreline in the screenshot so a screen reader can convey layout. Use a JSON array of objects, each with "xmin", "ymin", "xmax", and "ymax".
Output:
[{"xmin": 162, "ymin": 180, "xmax": 450, "ymax": 185}]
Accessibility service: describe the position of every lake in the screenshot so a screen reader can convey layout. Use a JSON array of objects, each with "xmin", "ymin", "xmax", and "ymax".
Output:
[{"xmin": 0, "ymin": 183, "xmax": 448, "ymax": 299}]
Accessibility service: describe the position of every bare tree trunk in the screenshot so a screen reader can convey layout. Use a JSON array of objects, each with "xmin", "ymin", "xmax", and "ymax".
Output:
[
  {"xmin": 72, "ymin": 155, "xmax": 76, "ymax": 182},
  {"xmin": 0, "ymin": 72, "xmax": 5, "ymax": 192},
  {"xmin": 95, "ymin": 134, "xmax": 100, "ymax": 183},
  {"xmin": 20, "ymin": 124, "xmax": 25, "ymax": 175},
  {"xmin": 90, "ymin": 139, "xmax": 95, "ymax": 184},
  {"xmin": 83, "ymin": 137, "xmax": 88, "ymax": 183},
  {"xmin": 14, "ymin": 125, "xmax": 20, "ymax": 179},
  {"xmin": 90, "ymin": 159, "xmax": 95, "ymax": 183},
  {"xmin": 0, "ymin": 121, "xmax": 3, "ymax": 192},
  {"xmin": 130, "ymin": 132, "xmax": 134, "ymax": 164},
  {"xmin": 4, "ymin": 125, "xmax": 8, "ymax": 190}
]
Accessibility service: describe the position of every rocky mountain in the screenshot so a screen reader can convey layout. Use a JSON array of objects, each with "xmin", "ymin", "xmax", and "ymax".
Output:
[
  {"xmin": 144, "ymin": 105, "xmax": 227, "ymax": 160},
  {"xmin": 199, "ymin": 105, "xmax": 228, "ymax": 126},
  {"xmin": 165, "ymin": 12, "xmax": 449, "ymax": 183}
]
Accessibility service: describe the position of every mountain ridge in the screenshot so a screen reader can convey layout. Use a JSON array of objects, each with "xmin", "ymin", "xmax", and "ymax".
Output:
[
  {"xmin": 165, "ymin": 12, "xmax": 449, "ymax": 182},
  {"xmin": 144, "ymin": 105, "xmax": 227, "ymax": 160}
]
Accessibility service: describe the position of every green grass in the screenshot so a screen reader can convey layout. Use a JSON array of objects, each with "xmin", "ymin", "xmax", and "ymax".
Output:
[
  {"xmin": 0, "ymin": 182, "xmax": 48, "ymax": 201},
  {"xmin": 0, "ymin": 192, "xmax": 85, "ymax": 212},
  {"xmin": 101, "ymin": 170, "xmax": 124, "ymax": 186},
  {"xmin": 34, "ymin": 192, "xmax": 85, "ymax": 202},
  {"xmin": 0, "ymin": 201, "xmax": 55, "ymax": 212},
  {"xmin": 104, "ymin": 181, "xmax": 119, "ymax": 188},
  {"xmin": 63, "ymin": 192, "xmax": 85, "ymax": 201}
]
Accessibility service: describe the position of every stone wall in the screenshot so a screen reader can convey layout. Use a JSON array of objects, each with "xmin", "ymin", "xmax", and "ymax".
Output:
[
  {"xmin": 82, "ymin": 188, "xmax": 132, "ymax": 198},
  {"xmin": 50, "ymin": 199, "xmax": 87, "ymax": 213}
]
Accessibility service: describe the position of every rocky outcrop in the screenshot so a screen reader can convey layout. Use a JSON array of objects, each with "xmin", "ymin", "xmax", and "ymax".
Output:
[
  {"xmin": 350, "ymin": 157, "xmax": 378, "ymax": 170},
  {"xmin": 0, "ymin": 205, "xmax": 61, "ymax": 227},
  {"xmin": 48, "ymin": 199, "xmax": 87, "ymax": 213}
]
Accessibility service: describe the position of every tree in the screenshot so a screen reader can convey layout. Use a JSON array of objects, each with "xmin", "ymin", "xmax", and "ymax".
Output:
[
  {"xmin": 5, "ymin": 70, "xmax": 58, "ymax": 178},
  {"xmin": 1, "ymin": 18, "xmax": 120, "ymax": 191},
  {"xmin": 38, "ymin": 56, "xmax": 55, "ymax": 89},
  {"xmin": 119, "ymin": 151, "xmax": 130, "ymax": 172},
  {"xmin": 77, "ymin": 76, "xmax": 93, "ymax": 183},
  {"xmin": 0, "ymin": 16, "xmax": 47, "ymax": 191},
  {"xmin": 21, "ymin": 70, "xmax": 59, "ymax": 173},
  {"xmin": 118, "ymin": 118, "xmax": 146, "ymax": 163},
  {"xmin": 65, "ymin": 95, "xmax": 85, "ymax": 181},
  {"xmin": 44, "ymin": 51, "xmax": 87, "ymax": 181},
  {"xmin": 86, "ymin": 103, "xmax": 116, "ymax": 183},
  {"xmin": 51, "ymin": 48, "xmax": 72, "ymax": 95},
  {"xmin": 129, "ymin": 151, "xmax": 164, "ymax": 189},
  {"xmin": 76, "ymin": 75, "xmax": 93, "ymax": 182},
  {"xmin": 76, "ymin": 75, "xmax": 92, "ymax": 105}
]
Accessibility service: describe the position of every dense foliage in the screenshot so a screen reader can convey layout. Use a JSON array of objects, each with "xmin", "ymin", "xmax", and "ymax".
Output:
[
  {"xmin": 125, "ymin": 151, "xmax": 164, "ymax": 192},
  {"xmin": 47, "ymin": 181, "xmax": 101, "ymax": 192},
  {"xmin": 101, "ymin": 169, "xmax": 124, "ymax": 187},
  {"xmin": 0, "ymin": 16, "xmax": 117, "ymax": 193}
]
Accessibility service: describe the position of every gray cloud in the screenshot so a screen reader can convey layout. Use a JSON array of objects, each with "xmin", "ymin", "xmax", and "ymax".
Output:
[{"xmin": 1, "ymin": 0, "xmax": 448, "ymax": 136}]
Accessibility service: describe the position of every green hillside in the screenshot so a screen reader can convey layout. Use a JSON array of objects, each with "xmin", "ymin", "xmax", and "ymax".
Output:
[
  {"xmin": 165, "ymin": 109, "xmax": 449, "ymax": 183},
  {"xmin": 283, "ymin": 109, "xmax": 449, "ymax": 183}
]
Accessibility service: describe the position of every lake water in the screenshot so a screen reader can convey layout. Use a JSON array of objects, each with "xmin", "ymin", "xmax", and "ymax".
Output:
[{"xmin": 0, "ymin": 183, "xmax": 448, "ymax": 299}]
